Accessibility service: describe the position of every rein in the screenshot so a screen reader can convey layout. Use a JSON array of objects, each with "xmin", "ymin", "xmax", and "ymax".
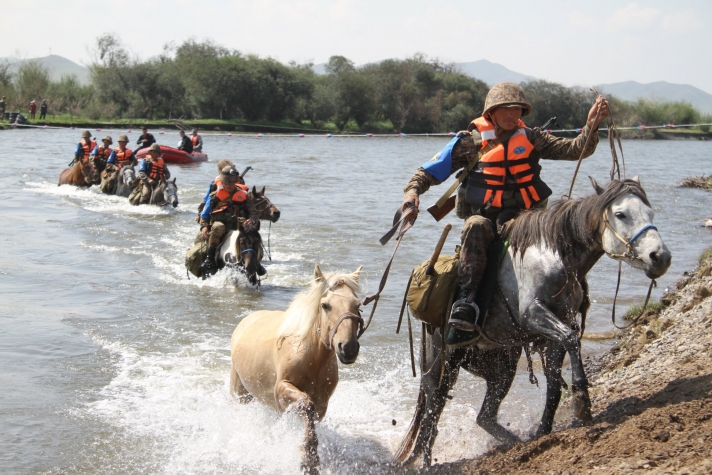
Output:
[
  {"xmin": 602, "ymin": 213, "xmax": 659, "ymax": 329},
  {"xmin": 253, "ymin": 195, "xmax": 274, "ymax": 261},
  {"xmin": 316, "ymin": 311, "xmax": 364, "ymax": 350}
]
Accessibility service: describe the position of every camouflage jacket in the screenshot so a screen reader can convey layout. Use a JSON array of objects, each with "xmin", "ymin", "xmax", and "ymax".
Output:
[
  {"xmin": 404, "ymin": 124, "xmax": 599, "ymax": 198},
  {"xmin": 199, "ymin": 191, "xmax": 259, "ymax": 229}
]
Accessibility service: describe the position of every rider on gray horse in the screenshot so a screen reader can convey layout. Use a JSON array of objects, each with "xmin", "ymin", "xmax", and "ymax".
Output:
[
  {"xmin": 402, "ymin": 82, "xmax": 609, "ymax": 345},
  {"xmin": 199, "ymin": 165, "xmax": 262, "ymax": 277},
  {"xmin": 137, "ymin": 143, "xmax": 171, "ymax": 205}
]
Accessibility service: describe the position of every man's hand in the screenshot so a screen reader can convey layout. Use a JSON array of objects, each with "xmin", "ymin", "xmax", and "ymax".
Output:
[
  {"xmin": 201, "ymin": 227, "xmax": 209, "ymax": 239},
  {"xmin": 587, "ymin": 96, "xmax": 610, "ymax": 129},
  {"xmin": 403, "ymin": 194, "xmax": 419, "ymax": 219}
]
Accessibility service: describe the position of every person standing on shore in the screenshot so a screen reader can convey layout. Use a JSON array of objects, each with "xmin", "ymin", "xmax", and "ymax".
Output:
[
  {"xmin": 177, "ymin": 130, "xmax": 194, "ymax": 153},
  {"xmin": 39, "ymin": 100, "xmax": 48, "ymax": 120},
  {"xmin": 190, "ymin": 129, "xmax": 203, "ymax": 152},
  {"xmin": 29, "ymin": 100, "xmax": 37, "ymax": 119},
  {"xmin": 400, "ymin": 82, "xmax": 608, "ymax": 345},
  {"xmin": 135, "ymin": 127, "xmax": 156, "ymax": 152},
  {"xmin": 0, "ymin": 96, "xmax": 6, "ymax": 121}
]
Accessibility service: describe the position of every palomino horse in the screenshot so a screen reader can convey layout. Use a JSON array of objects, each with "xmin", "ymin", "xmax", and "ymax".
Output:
[
  {"xmin": 216, "ymin": 228, "xmax": 264, "ymax": 285},
  {"xmin": 58, "ymin": 158, "xmax": 99, "ymax": 187},
  {"xmin": 395, "ymin": 178, "xmax": 671, "ymax": 466},
  {"xmin": 230, "ymin": 265, "xmax": 364, "ymax": 473},
  {"xmin": 100, "ymin": 166, "xmax": 136, "ymax": 197},
  {"xmin": 251, "ymin": 186, "xmax": 281, "ymax": 223}
]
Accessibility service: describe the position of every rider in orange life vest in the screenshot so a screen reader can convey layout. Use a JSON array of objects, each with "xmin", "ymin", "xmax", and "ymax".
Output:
[
  {"xmin": 91, "ymin": 135, "xmax": 113, "ymax": 160},
  {"xmin": 401, "ymin": 82, "xmax": 609, "ymax": 344},
  {"xmin": 198, "ymin": 165, "xmax": 260, "ymax": 276},
  {"xmin": 106, "ymin": 134, "xmax": 136, "ymax": 170},
  {"xmin": 190, "ymin": 128, "xmax": 203, "ymax": 152},
  {"xmin": 137, "ymin": 143, "xmax": 171, "ymax": 204},
  {"xmin": 74, "ymin": 130, "xmax": 97, "ymax": 160}
]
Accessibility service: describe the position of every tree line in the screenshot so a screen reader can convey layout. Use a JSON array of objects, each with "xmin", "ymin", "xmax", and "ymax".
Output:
[{"xmin": 0, "ymin": 34, "xmax": 708, "ymax": 133}]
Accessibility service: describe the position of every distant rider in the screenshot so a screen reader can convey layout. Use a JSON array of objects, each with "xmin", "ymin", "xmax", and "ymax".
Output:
[
  {"xmin": 401, "ymin": 82, "xmax": 608, "ymax": 345},
  {"xmin": 198, "ymin": 165, "xmax": 261, "ymax": 277},
  {"xmin": 137, "ymin": 143, "xmax": 171, "ymax": 204},
  {"xmin": 88, "ymin": 135, "xmax": 113, "ymax": 178},
  {"xmin": 135, "ymin": 127, "xmax": 156, "ymax": 153},
  {"xmin": 190, "ymin": 128, "xmax": 203, "ymax": 152},
  {"xmin": 74, "ymin": 130, "xmax": 97, "ymax": 161},
  {"xmin": 105, "ymin": 134, "xmax": 136, "ymax": 171},
  {"xmin": 177, "ymin": 130, "xmax": 194, "ymax": 153}
]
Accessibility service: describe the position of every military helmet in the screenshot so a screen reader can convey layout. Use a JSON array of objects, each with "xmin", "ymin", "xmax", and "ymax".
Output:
[
  {"xmin": 220, "ymin": 165, "xmax": 241, "ymax": 184},
  {"xmin": 102, "ymin": 135, "xmax": 113, "ymax": 144},
  {"xmin": 483, "ymin": 82, "xmax": 532, "ymax": 117},
  {"xmin": 117, "ymin": 134, "xmax": 129, "ymax": 142},
  {"xmin": 148, "ymin": 143, "xmax": 162, "ymax": 152},
  {"xmin": 81, "ymin": 130, "xmax": 92, "ymax": 138}
]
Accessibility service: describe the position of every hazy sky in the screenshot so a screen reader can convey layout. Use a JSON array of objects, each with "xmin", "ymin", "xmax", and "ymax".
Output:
[{"xmin": 2, "ymin": 0, "xmax": 710, "ymax": 93}]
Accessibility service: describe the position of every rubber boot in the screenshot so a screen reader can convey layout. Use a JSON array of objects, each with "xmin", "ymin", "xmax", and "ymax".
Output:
[
  {"xmin": 200, "ymin": 246, "xmax": 218, "ymax": 279},
  {"xmin": 449, "ymin": 287, "xmax": 480, "ymax": 332}
]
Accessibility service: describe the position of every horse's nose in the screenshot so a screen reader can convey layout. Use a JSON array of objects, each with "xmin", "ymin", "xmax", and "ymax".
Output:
[
  {"xmin": 337, "ymin": 340, "xmax": 359, "ymax": 364},
  {"xmin": 272, "ymin": 211, "xmax": 281, "ymax": 222},
  {"xmin": 647, "ymin": 246, "xmax": 672, "ymax": 278}
]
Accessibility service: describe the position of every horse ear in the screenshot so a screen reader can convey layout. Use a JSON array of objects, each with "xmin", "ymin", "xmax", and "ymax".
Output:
[
  {"xmin": 252, "ymin": 185, "xmax": 257, "ymax": 194},
  {"xmin": 173, "ymin": 177, "xmax": 176, "ymax": 184},
  {"xmin": 589, "ymin": 176, "xmax": 605, "ymax": 195},
  {"xmin": 313, "ymin": 265, "xmax": 325, "ymax": 283},
  {"xmin": 351, "ymin": 265, "xmax": 364, "ymax": 283},
  {"xmin": 630, "ymin": 175, "xmax": 641, "ymax": 185},
  {"xmin": 260, "ymin": 186, "xmax": 265, "ymax": 195}
]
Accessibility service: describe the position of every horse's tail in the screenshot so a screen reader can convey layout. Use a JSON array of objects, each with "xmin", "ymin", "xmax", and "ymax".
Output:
[{"xmin": 393, "ymin": 386, "xmax": 427, "ymax": 464}]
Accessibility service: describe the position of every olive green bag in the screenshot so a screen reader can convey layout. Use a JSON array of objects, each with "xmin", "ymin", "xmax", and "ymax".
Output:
[
  {"xmin": 404, "ymin": 248, "xmax": 460, "ymax": 328},
  {"xmin": 185, "ymin": 241, "xmax": 208, "ymax": 278}
]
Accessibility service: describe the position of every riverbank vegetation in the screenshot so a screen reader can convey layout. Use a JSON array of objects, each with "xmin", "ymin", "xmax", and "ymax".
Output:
[{"xmin": 1, "ymin": 35, "xmax": 710, "ymax": 134}]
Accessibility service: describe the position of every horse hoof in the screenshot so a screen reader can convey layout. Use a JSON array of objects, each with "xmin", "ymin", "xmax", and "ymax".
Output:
[{"xmin": 571, "ymin": 390, "xmax": 593, "ymax": 421}]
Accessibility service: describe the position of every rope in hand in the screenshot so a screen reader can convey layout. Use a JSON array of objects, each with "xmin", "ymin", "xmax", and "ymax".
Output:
[{"xmin": 566, "ymin": 89, "xmax": 605, "ymax": 199}]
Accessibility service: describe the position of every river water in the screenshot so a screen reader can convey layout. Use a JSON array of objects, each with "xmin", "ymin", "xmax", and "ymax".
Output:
[{"xmin": 1, "ymin": 128, "xmax": 711, "ymax": 474}]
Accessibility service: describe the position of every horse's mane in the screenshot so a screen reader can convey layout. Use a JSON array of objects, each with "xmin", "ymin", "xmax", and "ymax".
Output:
[
  {"xmin": 503, "ymin": 179, "xmax": 650, "ymax": 262},
  {"xmin": 276, "ymin": 271, "xmax": 362, "ymax": 346}
]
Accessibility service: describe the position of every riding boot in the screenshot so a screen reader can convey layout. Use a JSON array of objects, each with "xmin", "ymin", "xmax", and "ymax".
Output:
[
  {"xmin": 449, "ymin": 286, "xmax": 480, "ymax": 332},
  {"xmin": 200, "ymin": 246, "xmax": 218, "ymax": 278}
]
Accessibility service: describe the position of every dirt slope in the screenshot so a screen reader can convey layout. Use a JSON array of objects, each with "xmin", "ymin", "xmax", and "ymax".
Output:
[{"xmin": 423, "ymin": 252, "xmax": 712, "ymax": 475}]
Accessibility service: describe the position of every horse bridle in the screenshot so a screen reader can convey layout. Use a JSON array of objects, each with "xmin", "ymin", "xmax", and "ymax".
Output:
[
  {"xmin": 601, "ymin": 212, "xmax": 659, "ymax": 330},
  {"xmin": 316, "ymin": 285, "xmax": 366, "ymax": 350}
]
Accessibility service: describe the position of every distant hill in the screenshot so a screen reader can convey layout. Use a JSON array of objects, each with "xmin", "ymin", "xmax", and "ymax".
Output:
[
  {"xmin": 0, "ymin": 55, "xmax": 90, "ymax": 84},
  {"xmin": 454, "ymin": 59, "xmax": 536, "ymax": 85},
  {"xmin": 595, "ymin": 81, "xmax": 712, "ymax": 115}
]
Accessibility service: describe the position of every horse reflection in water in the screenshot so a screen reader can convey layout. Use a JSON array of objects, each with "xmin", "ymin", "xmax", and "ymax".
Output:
[
  {"xmin": 100, "ymin": 166, "xmax": 136, "ymax": 197},
  {"xmin": 58, "ymin": 158, "xmax": 98, "ymax": 187},
  {"xmin": 230, "ymin": 265, "xmax": 364, "ymax": 473},
  {"xmin": 395, "ymin": 178, "xmax": 671, "ymax": 467}
]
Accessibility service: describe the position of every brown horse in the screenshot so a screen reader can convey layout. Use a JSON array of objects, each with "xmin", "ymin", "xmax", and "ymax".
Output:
[
  {"xmin": 250, "ymin": 186, "xmax": 281, "ymax": 223},
  {"xmin": 230, "ymin": 265, "xmax": 364, "ymax": 473},
  {"xmin": 58, "ymin": 158, "xmax": 99, "ymax": 187}
]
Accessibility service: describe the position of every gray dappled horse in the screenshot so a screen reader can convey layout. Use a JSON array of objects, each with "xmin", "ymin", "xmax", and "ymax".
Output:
[
  {"xmin": 149, "ymin": 178, "xmax": 179, "ymax": 208},
  {"xmin": 100, "ymin": 166, "xmax": 136, "ymax": 197},
  {"xmin": 395, "ymin": 178, "xmax": 671, "ymax": 467}
]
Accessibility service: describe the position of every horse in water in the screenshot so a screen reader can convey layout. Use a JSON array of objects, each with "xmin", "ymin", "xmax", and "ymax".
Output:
[
  {"xmin": 395, "ymin": 178, "xmax": 671, "ymax": 466},
  {"xmin": 58, "ymin": 158, "xmax": 99, "ymax": 187},
  {"xmin": 99, "ymin": 166, "xmax": 135, "ymax": 197},
  {"xmin": 216, "ymin": 227, "xmax": 264, "ymax": 285},
  {"xmin": 149, "ymin": 178, "xmax": 179, "ymax": 207},
  {"xmin": 230, "ymin": 265, "xmax": 364, "ymax": 473},
  {"xmin": 251, "ymin": 186, "xmax": 281, "ymax": 223}
]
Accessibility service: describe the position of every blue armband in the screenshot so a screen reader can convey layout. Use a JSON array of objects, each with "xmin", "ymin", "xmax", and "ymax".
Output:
[{"xmin": 421, "ymin": 136, "xmax": 461, "ymax": 182}]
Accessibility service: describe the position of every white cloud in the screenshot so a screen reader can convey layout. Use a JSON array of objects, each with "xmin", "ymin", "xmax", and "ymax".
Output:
[
  {"xmin": 568, "ymin": 11, "xmax": 596, "ymax": 30},
  {"xmin": 662, "ymin": 10, "xmax": 703, "ymax": 33},
  {"xmin": 606, "ymin": 2, "xmax": 661, "ymax": 30}
]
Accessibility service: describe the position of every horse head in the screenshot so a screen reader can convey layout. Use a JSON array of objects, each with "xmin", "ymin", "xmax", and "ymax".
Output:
[
  {"xmin": 252, "ymin": 186, "xmax": 280, "ymax": 223},
  {"xmin": 83, "ymin": 158, "xmax": 99, "ymax": 186},
  {"xmin": 163, "ymin": 178, "xmax": 179, "ymax": 208},
  {"xmin": 592, "ymin": 177, "xmax": 671, "ymax": 279},
  {"xmin": 238, "ymin": 230, "xmax": 263, "ymax": 285},
  {"xmin": 99, "ymin": 167, "xmax": 118, "ymax": 194},
  {"xmin": 121, "ymin": 166, "xmax": 136, "ymax": 186},
  {"xmin": 315, "ymin": 265, "xmax": 364, "ymax": 364}
]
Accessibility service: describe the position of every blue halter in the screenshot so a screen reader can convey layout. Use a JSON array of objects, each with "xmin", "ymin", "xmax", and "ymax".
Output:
[{"xmin": 628, "ymin": 224, "xmax": 658, "ymax": 245}]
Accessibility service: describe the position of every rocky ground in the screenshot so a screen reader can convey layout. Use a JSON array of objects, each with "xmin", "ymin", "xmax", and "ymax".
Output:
[
  {"xmin": 679, "ymin": 176, "xmax": 712, "ymax": 191},
  {"xmin": 421, "ymin": 249, "xmax": 712, "ymax": 474}
]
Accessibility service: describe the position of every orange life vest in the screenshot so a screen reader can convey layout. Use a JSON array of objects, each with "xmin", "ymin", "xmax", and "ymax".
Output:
[
  {"xmin": 191, "ymin": 135, "xmax": 200, "ymax": 146},
  {"xmin": 148, "ymin": 158, "xmax": 165, "ymax": 180},
  {"xmin": 114, "ymin": 148, "xmax": 133, "ymax": 166},
  {"xmin": 96, "ymin": 146, "xmax": 113, "ymax": 159},
  {"xmin": 465, "ymin": 117, "xmax": 549, "ymax": 210},
  {"xmin": 80, "ymin": 140, "xmax": 97, "ymax": 159}
]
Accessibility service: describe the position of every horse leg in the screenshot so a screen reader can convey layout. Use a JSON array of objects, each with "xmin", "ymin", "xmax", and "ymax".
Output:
[
  {"xmin": 275, "ymin": 380, "xmax": 319, "ymax": 473},
  {"xmin": 534, "ymin": 343, "xmax": 566, "ymax": 437},
  {"xmin": 521, "ymin": 299, "xmax": 592, "ymax": 422},
  {"xmin": 229, "ymin": 364, "xmax": 253, "ymax": 403},
  {"xmin": 471, "ymin": 347, "xmax": 521, "ymax": 445},
  {"xmin": 410, "ymin": 327, "xmax": 461, "ymax": 467}
]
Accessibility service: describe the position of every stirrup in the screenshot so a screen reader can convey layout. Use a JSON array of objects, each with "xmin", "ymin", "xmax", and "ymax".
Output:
[
  {"xmin": 449, "ymin": 298, "xmax": 480, "ymax": 332},
  {"xmin": 200, "ymin": 258, "xmax": 217, "ymax": 279}
]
